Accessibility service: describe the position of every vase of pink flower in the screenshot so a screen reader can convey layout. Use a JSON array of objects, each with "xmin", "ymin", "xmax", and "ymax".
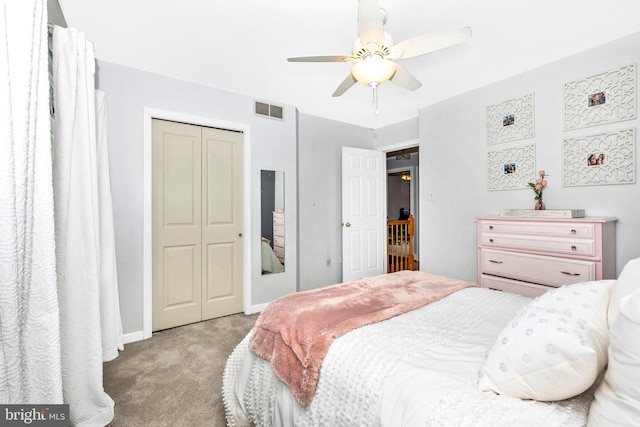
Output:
[{"xmin": 529, "ymin": 170, "xmax": 548, "ymax": 210}]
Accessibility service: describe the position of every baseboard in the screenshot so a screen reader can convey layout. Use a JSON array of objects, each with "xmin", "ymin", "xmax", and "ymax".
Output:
[
  {"xmin": 122, "ymin": 330, "xmax": 146, "ymax": 344},
  {"xmin": 245, "ymin": 303, "xmax": 268, "ymax": 315},
  {"xmin": 121, "ymin": 307, "xmax": 263, "ymax": 345}
]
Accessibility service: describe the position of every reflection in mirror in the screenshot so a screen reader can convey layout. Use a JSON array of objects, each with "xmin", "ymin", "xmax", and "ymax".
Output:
[{"xmin": 261, "ymin": 170, "xmax": 285, "ymax": 274}]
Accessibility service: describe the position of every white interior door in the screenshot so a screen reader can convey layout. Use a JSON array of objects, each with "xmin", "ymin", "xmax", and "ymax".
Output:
[{"xmin": 342, "ymin": 147, "xmax": 386, "ymax": 282}]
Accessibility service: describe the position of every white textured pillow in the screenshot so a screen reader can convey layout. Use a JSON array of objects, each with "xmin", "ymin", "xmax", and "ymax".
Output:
[
  {"xmin": 608, "ymin": 257, "xmax": 640, "ymax": 326},
  {"xmin": 536, "ymin": 280, "xmax": 614, "ymax": 337},
  {"xmin": 479, "ymin": 280, "xmax": 614, "ymax": 401},
  {"xmin": 588, "ymin": 290, "xmax": 640, "ymax": 426}
]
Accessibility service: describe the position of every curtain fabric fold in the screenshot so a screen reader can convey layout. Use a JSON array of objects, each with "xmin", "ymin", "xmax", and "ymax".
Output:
[
  {"xmin": 1, "ymin": 4, "xmax": 123, "ymax": 424},
  {"xmin": 95, "ymin": 89, "xmax": 124, "ymax": 362},
  {"xmin": 0, "ymin": 0, "xmax": 63, "ymax": 404},
  {"xmin": 52, "ymin": 26, "xmax": 119, "ymax": 426}
]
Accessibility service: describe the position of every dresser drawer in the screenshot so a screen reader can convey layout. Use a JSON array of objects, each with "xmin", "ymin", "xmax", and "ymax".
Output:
[
  {"xmin": 481, "ymin": 274, "xmax": 551, "ymax": 298},
  {"xmin": 480, "ymin": 249, "xmax": 595, "ymax": 287},
  {"xmin": 273, "ymin": 224, "xmax": 284, "ymax": 237},
  {"xmin": 480, "ymin": 220, "xmax": 595, "ymax": 239},
  {"xmin": 273, "ymin": 235, "xmax": 284, "ymax": 248},
  {"xmin": 480, "ymin": 233, "xmax": 595, "ymax": 256},
  {"xmin": 272, "ymin": 212, "xmax": 285, "ymax": 225}
]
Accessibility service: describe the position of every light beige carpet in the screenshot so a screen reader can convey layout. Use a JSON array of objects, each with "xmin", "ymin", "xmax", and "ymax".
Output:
[{"xmin": 104, "ymin": 312, "xmax": 259, "ymax": 426}]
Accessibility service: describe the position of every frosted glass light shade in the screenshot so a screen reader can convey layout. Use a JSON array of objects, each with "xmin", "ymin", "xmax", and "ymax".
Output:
[{"xmin": 351, "ymin": 57, "xmax": 397, "ymax": 86}]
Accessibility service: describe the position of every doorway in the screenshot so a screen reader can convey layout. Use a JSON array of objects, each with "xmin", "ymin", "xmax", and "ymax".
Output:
[
  {"xmin": 151, "ymin": 119, "xmax": 244, "ymax": 331},
  {"xmin": 386, "ymin": 146, "xmax": 419, "ymax": 268}
]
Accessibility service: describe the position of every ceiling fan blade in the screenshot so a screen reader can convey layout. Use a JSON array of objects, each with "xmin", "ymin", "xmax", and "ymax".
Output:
[
  {"xmin": 389, "ymin": 27, "xmax": 472, "ymax": 60},
  {"xmin": 390, "ymin": 64, "xmax": 422, "ymax": 91},
  {"xmin": 287, "ymin": 55, "xmax": 351, "ymax": 63},
  {"xmin": 358, "ymin": 0, "xmax": 384, "ymax": 46},
  {"xmin": 332, "ymin": 74, "xmax": 357, "ymax": 97}
]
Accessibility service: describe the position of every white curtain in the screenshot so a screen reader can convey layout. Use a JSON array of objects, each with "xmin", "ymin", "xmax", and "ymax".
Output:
[
  {"xmin": 96, "ymin": 90, "xmax": 124, "ymax": 362},
  {"xmin": 52, "ymin": 26, "xmax": 122, "ymax": 426},
  {"xmin": 0, "ymin": 0, "xmax": 63, "ymax": 404},
  {"xmin": 0, "ymin": 3, "xmax": 123, "ymax": 423}
]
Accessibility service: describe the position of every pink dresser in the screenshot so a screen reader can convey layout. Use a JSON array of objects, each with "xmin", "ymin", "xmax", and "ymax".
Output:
[{"xmin": 476, "ymin": 216, "xmax": 617, "ymax": 297}]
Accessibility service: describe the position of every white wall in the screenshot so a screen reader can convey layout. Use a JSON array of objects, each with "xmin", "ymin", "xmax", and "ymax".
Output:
[
  {"xmin": 297, "ymin": 114, "xmax": 375, "ymax": 291},
  {"xmin": 419, "ymin": 32, "xmax": 640, "ymax": 282},
  {"xmin": 96, "ymin": 61, "xmax": 298, "ymax": 336}
]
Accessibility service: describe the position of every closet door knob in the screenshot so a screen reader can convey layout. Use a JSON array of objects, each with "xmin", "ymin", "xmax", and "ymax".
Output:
[{"xmin": 345, "ymin": 222, "xmax": 351, "ymax": 228}]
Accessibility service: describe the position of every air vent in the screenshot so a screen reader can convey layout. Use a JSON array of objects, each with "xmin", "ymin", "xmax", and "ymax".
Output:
[{"xmin": 254, "ymin": 101, "xmax": 284, "ymax": 120}]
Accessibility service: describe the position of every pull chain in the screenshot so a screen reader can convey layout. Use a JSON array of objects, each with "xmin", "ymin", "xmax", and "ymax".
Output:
[{"xmin": 371, "ymin": 83, "xmax": 380, "ymax": 115}]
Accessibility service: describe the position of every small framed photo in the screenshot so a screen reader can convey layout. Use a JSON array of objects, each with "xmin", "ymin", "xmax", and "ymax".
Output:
[
  {"xmin": 503, "ymin": 162, "xmax": 517, "ymax": 174},
  {"xmin": 502, "ymin": 114, "xmax": 515, "ymax": 126},
  {"xmin": 588, "ymin": 92, "xmax": 606, "ymax": 107},
  {"xmin": 587, "ymin": 152, "xmax": 605, "ymax": 166}
]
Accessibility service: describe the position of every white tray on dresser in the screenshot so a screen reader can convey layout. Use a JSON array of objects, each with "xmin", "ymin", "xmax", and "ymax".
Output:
[{"xmin": 476, "ymin": 216, "xmax": 617, "ymax": 297}]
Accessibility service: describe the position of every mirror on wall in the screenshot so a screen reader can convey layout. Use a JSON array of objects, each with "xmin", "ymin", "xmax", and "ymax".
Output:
[{"xmin": 261, "ymin": 170, "xmax": 285, "ymax": 274}]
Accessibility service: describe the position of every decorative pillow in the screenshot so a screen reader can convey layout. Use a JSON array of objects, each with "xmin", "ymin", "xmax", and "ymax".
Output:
[
  {"xmin": 479, "ymin": 280, "xmax": 614, "ymax": 401},
  {"xmin": 588, "ymin": 289, "xmax": 640, "ymax": 426},
  {"xmin": 608, "ymin": 257, "xmax": 640, "ymax": 327},
  {"xmin": 535, "ymin": 280, "xmax": 615, "ymax": 337}
]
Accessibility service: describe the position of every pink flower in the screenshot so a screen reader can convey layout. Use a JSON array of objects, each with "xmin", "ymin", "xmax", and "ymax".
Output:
[{"xmin": 528, "ymin": 169, "xmax": 549, "ymax": 201}]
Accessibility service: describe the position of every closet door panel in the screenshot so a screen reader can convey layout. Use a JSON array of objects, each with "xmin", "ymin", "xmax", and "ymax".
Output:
[
  {"xmin": 152, "ymin": 119, "xmax": 202, "ymax": 331},
  {"xmin": 201, "ymin": 127, "xmax": 244, "ymax": 320}
]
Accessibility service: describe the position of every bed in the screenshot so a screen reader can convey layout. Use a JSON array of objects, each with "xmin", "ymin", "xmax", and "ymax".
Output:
[{"xmin": 223, "ymin": 260, "xmax": 640, "ymax": 427}]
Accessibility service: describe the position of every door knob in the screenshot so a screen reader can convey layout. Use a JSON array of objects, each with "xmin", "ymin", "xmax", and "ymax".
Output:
[{"xmin": 345, "ymin": 222, "xmax": 351, "ymax": 227}]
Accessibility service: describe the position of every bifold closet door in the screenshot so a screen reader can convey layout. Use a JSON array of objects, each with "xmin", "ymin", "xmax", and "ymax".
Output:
[
  {"xmin": 200, "ymin": 126, "xmax": 244, "ymax": 321},
  {"xmin": 152, "ymin": 119, "xmax": 243, "ymax": 332}
]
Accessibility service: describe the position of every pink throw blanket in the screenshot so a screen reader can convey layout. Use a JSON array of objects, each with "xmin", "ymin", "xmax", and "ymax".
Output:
[{"xmin": 248, "ymin": 270, "xmax": 476, "ymax": 406}]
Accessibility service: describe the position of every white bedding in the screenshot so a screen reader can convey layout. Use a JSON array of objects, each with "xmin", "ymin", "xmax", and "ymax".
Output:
[
  {"xmin": 261, "ymin": 240, "xmax": 284, "ymax": 274},
  {"xmin": 223, "ymin": 287, "xmax": 597, "ymax": 426}
]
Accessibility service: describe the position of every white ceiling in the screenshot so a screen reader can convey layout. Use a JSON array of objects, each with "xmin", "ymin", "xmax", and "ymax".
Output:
[{"xmin": 57, "ymin": 0, "xmax": 640, "ymax": 129}]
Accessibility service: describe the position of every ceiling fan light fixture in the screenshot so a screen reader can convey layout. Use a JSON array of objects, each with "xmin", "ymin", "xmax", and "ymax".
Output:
[{"xmin": 351, "ymin": 56, "xmax": 397, "ymax": 86}]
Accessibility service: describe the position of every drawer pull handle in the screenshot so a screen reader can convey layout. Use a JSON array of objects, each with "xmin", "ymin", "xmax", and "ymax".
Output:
[
  {"xmin": 570, "ymin": 229, "xmax": 577, "ymax": 235},
  {"xmin": 489, "ymin": 225, "xmax": 494, "ymax": 230},
  {"xmin": 489, "ymin": 238, "xmax": 494, "ymax": 243},
  {"xmin": 489, "ymin": 259, "xmax": 503, "ymax": 264},
  {"xmin": 561, "ymin": 271, "xmax": 581, "ymax": 276},
  {"xmin": 571, "ymin": 245, "xmax": 577, "ymax": 251}
]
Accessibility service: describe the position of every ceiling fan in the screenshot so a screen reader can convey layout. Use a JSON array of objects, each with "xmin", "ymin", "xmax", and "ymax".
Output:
[{"xmin": 287, "ymin": 0, "xmax": 471, "ymax": 112}]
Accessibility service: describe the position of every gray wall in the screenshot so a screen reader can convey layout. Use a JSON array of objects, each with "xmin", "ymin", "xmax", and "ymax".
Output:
[
  {"xmin": 375, "ymin": 117, "xmax": 419, "ymax": 148},
  {"xmin": 96, "ymin": 61, "xmax": 298, "ymax": 336},
  {"xmin": 419, "ymin": 32, "xmax": 640, "ymax": 282},
  {"xmin": 47, "ymin": 0, "xmax": 67, "ymax": 27},
  {"xmin": 297, "ymin": 114, "xmax": 375, "ymax": 291}
]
